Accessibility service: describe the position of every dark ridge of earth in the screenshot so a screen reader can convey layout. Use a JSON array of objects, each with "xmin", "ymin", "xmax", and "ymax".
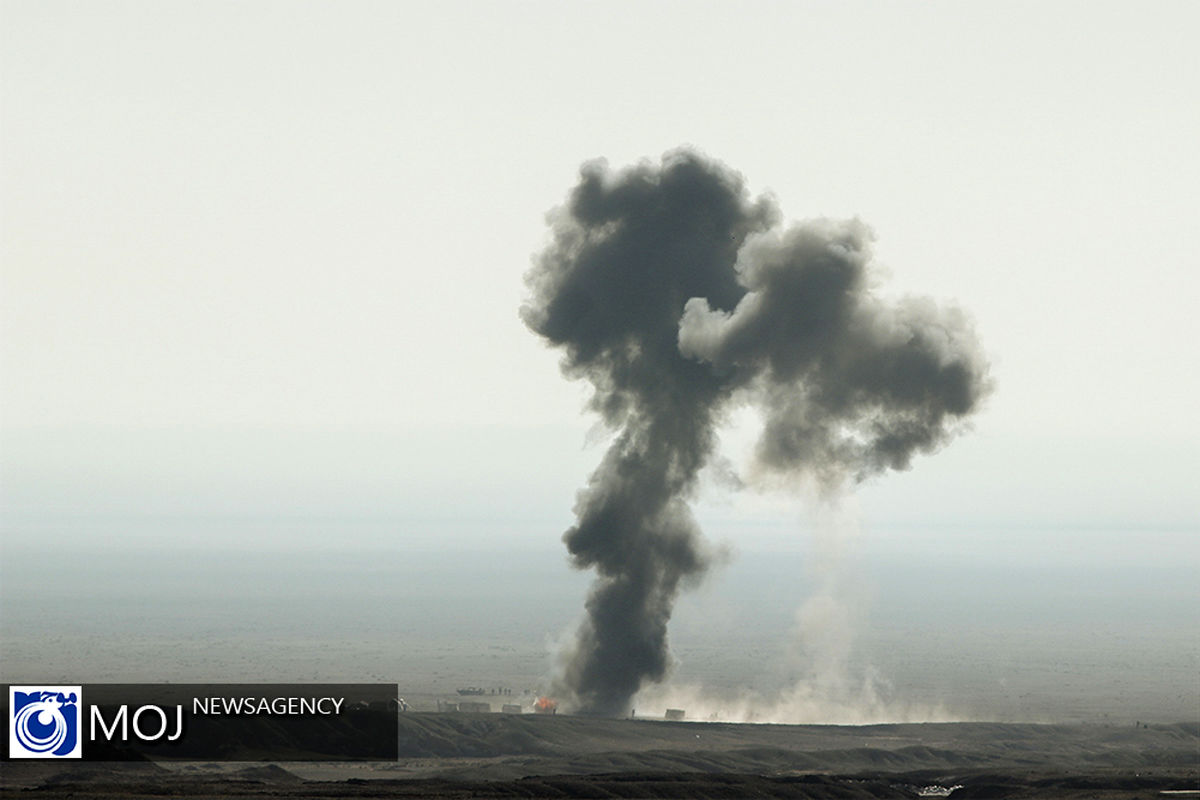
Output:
[{"xmin": 3, "ymin": 716, "xmax": 1198, "ymax": 799}]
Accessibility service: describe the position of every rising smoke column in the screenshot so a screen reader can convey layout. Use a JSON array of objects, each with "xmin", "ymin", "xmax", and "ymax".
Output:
[
  {"xmin": 523, "ymin": 150, "xmax": 989, "ymax": 716},
  {"xmin": 521, "ymin": 152, "xmax": 774, "ymax": 715}
]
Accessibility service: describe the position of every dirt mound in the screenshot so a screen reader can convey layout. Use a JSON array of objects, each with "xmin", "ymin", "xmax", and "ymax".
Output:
[{"xmin": 230, "ymin": 764, "xmax": 303, "ymax": 783}]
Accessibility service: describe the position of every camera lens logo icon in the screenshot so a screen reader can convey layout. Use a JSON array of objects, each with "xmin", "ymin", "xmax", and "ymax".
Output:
[{"xmin": 9, "ymin": 686, "xmax": 82, "ymax": 758}]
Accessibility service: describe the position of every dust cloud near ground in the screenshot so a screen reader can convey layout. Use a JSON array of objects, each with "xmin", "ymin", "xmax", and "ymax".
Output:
[{"xmin": 4, "ymin": 525, "xmax": 1196, "ymax": 796}]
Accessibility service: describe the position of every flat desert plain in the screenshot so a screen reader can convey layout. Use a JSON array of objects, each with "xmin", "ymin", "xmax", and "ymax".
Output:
[{"xmin": 3, "ymin": 714, "xmax": 1197, "ymax": 799}]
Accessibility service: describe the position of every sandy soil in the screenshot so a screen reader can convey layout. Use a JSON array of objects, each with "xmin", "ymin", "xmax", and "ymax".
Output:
[{"xmin": 3, "ymin": 715, "xmax": 1197, "ymax": 798}]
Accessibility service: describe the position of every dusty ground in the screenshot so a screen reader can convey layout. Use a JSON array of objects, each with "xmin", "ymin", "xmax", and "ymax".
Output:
[{"xmin": 3, "ymin": 715, "xmax": 1197, "ymax": 798}]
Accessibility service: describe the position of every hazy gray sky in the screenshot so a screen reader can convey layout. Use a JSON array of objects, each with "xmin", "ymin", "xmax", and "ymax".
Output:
[{"xmin": 3, "ymin": 1, "xmax": 1198, "ymax": 546}]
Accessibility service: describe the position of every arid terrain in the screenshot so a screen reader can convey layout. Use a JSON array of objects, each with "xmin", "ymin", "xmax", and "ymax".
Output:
[{"xmin": 3, "ymin": 714, "xmax": 1197, "ymax": 799}]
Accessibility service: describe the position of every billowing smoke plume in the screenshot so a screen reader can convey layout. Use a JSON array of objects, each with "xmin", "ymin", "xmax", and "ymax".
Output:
[
  {"xmin": 522, "ymin": 150, "xmax": 990, "ymax": 716},
  {"xmin": 679, "ymin": 218, "xmax": 988, "ymax": 487}
]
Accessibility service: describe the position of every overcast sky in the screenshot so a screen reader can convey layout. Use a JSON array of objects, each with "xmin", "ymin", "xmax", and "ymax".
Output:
[{"xmin": 2, "ymin": 1, "xmax": 1197, "ymax": 552}]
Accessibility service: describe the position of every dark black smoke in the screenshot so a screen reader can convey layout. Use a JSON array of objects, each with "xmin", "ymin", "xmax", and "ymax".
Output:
[{"xmin": 522, "ymin": 150, "xmax": 990, "ymax": 716}]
